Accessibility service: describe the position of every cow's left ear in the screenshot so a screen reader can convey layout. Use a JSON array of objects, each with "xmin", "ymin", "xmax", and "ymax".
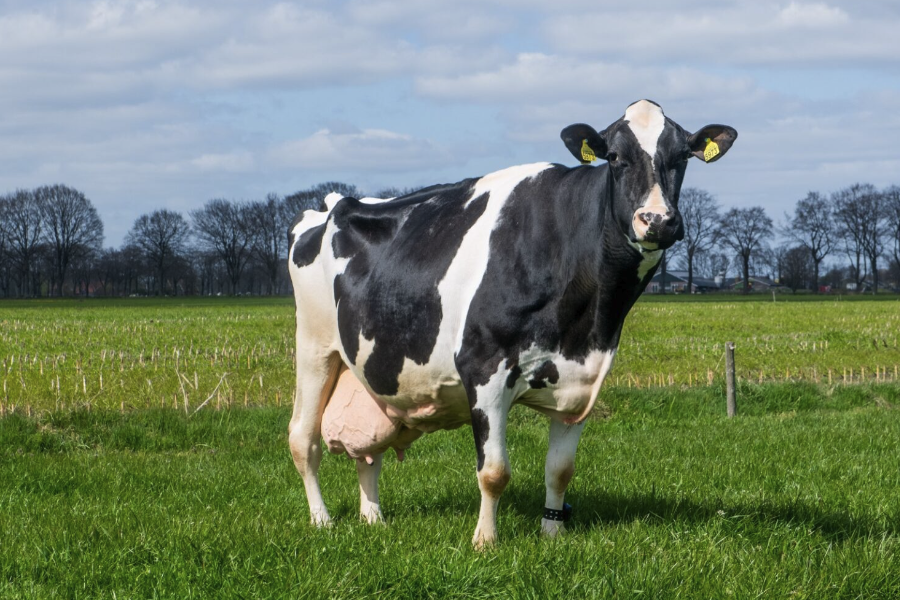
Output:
[
  {"xmin": 561, "ymin": 124, "xmax": 609, "ymax": 165},
  {"xmin": 688, "ymin": 125, "xmax": 738, "ymax": 163}
]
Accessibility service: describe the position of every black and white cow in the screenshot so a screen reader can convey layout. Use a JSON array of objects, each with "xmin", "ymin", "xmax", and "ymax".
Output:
[{"xmin": 287, "ymin": 100, "xmax": 736, "ymax": 547}]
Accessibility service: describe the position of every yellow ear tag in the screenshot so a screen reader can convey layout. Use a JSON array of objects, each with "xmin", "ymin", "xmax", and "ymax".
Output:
[
  {"xmin": 580, "ymin": 139, "xmax": 597, "ymax": 163},
  {"xmin": 703, "ymin": 138, "xmax": 720, "ymax": 162}
]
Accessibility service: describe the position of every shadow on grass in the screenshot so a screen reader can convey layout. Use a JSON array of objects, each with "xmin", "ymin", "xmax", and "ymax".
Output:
[
  {"xmin": 508, "ymin": 486, "xmax": 898, "ymax": 542},
  {"xmin": 398, "ymin": 482, "xmax": 897, "ymax": 543}
]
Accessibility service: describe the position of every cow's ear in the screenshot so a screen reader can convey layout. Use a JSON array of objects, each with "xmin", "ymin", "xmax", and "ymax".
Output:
[
  {"xmin": 561, "ymin": 124, "xmax": 609, "ymax": 165},
  {"xmin": 688, "ymin": 125, "xmax": 738, "ymax": 163}
]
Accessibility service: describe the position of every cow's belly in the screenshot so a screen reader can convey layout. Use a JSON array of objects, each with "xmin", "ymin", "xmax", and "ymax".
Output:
[{"xmin": 324, "ymin": 326, "xmax": 617, "ymax": 458}]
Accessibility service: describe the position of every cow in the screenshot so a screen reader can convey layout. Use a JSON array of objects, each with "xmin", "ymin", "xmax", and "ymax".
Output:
[{"xmin": 287, "ymin": 100, "xmax": 737, "ymax": 547}]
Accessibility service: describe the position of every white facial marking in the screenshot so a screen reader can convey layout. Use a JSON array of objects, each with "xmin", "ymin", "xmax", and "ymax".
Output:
[{"xmin": 624, "ymin": 100, "xmax": 665, "ymax": 160}]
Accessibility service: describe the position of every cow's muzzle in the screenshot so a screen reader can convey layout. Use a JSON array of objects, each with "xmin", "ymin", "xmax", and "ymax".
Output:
[{"xmin": 633, "ymin": 210, "xmax": 684, "ymax": 250}]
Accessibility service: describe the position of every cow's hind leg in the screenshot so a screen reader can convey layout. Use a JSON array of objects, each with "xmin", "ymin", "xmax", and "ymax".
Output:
[
  {"xmin": 356, "ymin": 454, "xmax": 385, "ymax": 524},
  {"xmin": 541, "ymin": 419, "xmax": 585, "ymax": 537},
  {"xmin": 466, "ymin": 373, "xmax": 513, "ymax": 549},
  {"xmin": 288, "ymin": 352, "xmax": 343, "ymax": 527}
]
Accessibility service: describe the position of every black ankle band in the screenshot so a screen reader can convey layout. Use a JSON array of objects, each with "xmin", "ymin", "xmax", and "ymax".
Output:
[{"xmin": 543, "ymin": 503, "xmax": 572, "ymax": 522}]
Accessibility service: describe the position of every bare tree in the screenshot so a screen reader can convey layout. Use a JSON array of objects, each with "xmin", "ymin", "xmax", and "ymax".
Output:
[
  {"xmin": 833, "ymin": 183, "xmax": 887, "ymax": 293},
  {"xmin": 885, "ymin": 185, "xmax": 900, "ymax": 281},
  {"xmin": 4, "ymin": 189, "xmax": 44, "ymax": 297},
  {"xmin": 283, "ymin": 182, "xmax": 361, "ymax": 217},
  {"xmin": 832, "ymin": 186, "xmax": 867, "ymax": 289},
  {"xmin": 674, "ymin": 187, "xmax": 720, "ymax": 293},
  {"xmin": 126, "ymin": 209, "xmax": 191, "ymax": 295},
  {"xmin": 691, "ymin": 250, "xmax": 730, "ymax": 281},
  {"xmin": 0, "ymin": 196, "xmax": 10, "ymax": 297},
  {"xmin": 821, "ymin": 265, "xmax": 848, "ymax": 290},
  {"xmin": 717, "ymin": 206, "xmax": 773, "ymax": 294},
  {"xmin": 35, "ymin": 184, "xmax": 104, "ymax": 296},
  {"xmin": 761, "ymin": 245, "xmax": 787, "ymax": 283},
  {"xmin": 659, "ymin": 250, "xmax": 668, "ymax": 294},
  {"xmin": 247, "ymin": 193, "xmax": 290, "ymax": 295},
  {"xmin": 372, "ymin": 186, "xmax": 421, "ymax": 199},
  {"xmin": 782, "ymin": 192, "xmax": 834, "ymax": 293},
  {"xmin": 780, "ymin": 244, "xmax": 813, "ymax": 293},
  {"xmin": 190, "ymin": 199, "xmax": 253, "ymax": 294}
]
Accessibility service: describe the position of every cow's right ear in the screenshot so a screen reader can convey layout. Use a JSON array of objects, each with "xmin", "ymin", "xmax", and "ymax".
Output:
[{"xmin": 561, "ymin": 124, "xmax": 608, "ymax": 165}]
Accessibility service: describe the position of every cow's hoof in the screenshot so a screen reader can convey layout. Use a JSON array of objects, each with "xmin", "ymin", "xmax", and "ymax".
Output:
[
  {"xmin": 310, "ymin": 510, "xmax": 333, "ymax": 528},
  {"xmin": 360, "ymin": 507, "xmax": 385, "ymax": 525},
  {"xmin": 472, "ymin": 537, "xmax": 496, "ymax": 552},
  {"xmin": 540, "ymin": 518, "xmax": 566, "ymax": 537},
  {"xmin": 472, "ymin": 531, "xmax": 497, "ymax": 551}
]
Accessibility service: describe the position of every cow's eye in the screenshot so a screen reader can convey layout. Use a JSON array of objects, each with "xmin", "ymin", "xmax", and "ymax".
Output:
[{"xmin": 607, "ymin": 152, "xmax": 618, "ymax": 164}]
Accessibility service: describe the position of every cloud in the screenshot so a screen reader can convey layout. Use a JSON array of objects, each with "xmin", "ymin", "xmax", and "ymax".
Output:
[
  {"xmin": 416, "ymin": 53, "xmax": 767, "ymax": 143},
  {"xmin": 270, "ymin": 127, "xmax": 458, "ymax": 172},
  {"xmin": 417, "ymin": 53, "xmax": 760, "ymax": 104},
  {"xmin": 543, "ymin": 2, "xmax": 898, "ymax": 66},
  {"xmin": 190, "ymin": 151, "xmax": 255, "ymax": 172},
  {"xmin": 776, "ymin": 2, "xmax": 849, "ymax": 28}
]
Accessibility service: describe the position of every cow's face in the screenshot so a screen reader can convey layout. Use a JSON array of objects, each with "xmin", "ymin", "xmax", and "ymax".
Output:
[{"xmin": 561, "ymin": 100, "xmax": 737, "ymax": 251}]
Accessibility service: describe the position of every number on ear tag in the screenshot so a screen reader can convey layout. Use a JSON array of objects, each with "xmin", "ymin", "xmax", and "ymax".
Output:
[
  {"xmin": 580, "ymin": 139, "xmax": 597, "ymax": 164},
  {"xmin": 703, "ymin": 138, "xmax": 720, "ymax": 162}
]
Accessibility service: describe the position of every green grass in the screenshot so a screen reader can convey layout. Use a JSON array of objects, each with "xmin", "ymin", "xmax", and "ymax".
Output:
[
  {"xmin": 0, "ymin": 297, "xmax": 295, "ymax": 412},
  {"xmin": 2, "ymin": 384, "xmax": 899, "ymax": 598},
  {"xmin": 1, "ymin": 296, "xmax": 899, "ymax": 412}
]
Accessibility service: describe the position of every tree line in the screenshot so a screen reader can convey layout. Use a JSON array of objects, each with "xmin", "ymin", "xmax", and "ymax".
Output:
[
  {"xmin": 0, "ymin": 182, "xmax": 358, "ymax": 297},
  {"xmin": 1, "ymin": 181, "xmax": 898, "ymax": 297},
  {"xmin": 667, "ymin": 184, "xmax": 900, "ymax": 294}
]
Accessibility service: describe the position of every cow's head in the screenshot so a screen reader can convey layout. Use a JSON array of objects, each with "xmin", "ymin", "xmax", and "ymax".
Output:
[{"xmin": 561, "ymin": 100, "xmax": 736, "ymax": 251}]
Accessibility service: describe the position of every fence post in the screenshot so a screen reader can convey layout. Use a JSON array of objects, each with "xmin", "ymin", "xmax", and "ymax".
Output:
[{"xmin": 726, "ymin": 341, "xmax": 737, "ymax": 418}]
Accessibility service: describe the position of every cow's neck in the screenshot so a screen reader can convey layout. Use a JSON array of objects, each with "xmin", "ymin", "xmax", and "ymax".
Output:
[{"xmin": 557, "ymin": 165, "xmax": 661, "ymax": 354}]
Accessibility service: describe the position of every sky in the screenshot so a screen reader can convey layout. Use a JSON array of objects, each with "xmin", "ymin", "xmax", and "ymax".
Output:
[{"xmin": 2, "ymin": 0, "xmax": 899, "ymax": 247}]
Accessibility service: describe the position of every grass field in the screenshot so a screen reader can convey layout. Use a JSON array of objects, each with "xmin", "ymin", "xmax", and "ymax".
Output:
[
  {"xmin": 2, "ymin": 385, "xmax": 899, "ymax": 598},
  {"xmin": 1, "ymin": 295, "xmax": 898, "ymax": 413},
  {"xmin": 2, "ymin": 297, "xmax": 900, "ymax": 597}
]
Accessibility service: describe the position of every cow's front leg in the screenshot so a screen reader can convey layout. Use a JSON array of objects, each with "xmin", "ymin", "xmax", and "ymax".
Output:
[
  {"xmin": 541, "ymin": 419, "xmax": 585, "ymax": 537},
  {"xmin": 467, "ymin": 375, "xmax": 513, "ymax": 550},
  {"xmin": 356, "ymin": 454, "xmax": 384, "ymax": 524}
]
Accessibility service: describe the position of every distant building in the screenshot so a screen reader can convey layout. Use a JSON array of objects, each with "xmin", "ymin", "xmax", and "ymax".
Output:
[
  {"xmin": 646, "ymin": 270, "xmax": 723, "ymax": 294},
  {"xmin": 724, "ymin": 275, "xmax": 782, "ymax": 292},
  {"xmin": 645, "ymin": 271, "xmax": 789, "ymax": 294}
]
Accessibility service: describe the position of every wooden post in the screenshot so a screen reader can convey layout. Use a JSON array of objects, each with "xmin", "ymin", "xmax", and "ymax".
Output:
[{"xmin": 725, "ymin": 341, "xmax": 737, "ymax": 418}]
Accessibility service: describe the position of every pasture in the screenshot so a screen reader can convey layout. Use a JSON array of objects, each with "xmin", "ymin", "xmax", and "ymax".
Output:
[
  {"xmin": 2, "ymin": 388, "xmax": 899, "ymax": 598},
  {"xmin": 1, "ymin": 295, "xmax": 899, "ymax": 413},
  {"xmin": 1, "ymin": 296, "xmax": 900, "ymax": 598}
]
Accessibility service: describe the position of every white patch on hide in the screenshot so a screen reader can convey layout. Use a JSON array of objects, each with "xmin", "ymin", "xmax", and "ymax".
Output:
[
  {"xmin": 624, "ymin": 236, "xmax": 664, "ymax": 280},
  {"xmin": 509, "ymin": 345, "xmax": 617, "ymax": 423},
  {"xmin": 444, "ymin": 162, "xmax": 553, "ymax": 353}
]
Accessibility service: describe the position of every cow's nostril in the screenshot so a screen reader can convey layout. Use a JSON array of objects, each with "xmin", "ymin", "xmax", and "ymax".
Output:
[{"xmin": 638, "ymin": 213, "xmax": 651, "ymax": 226}]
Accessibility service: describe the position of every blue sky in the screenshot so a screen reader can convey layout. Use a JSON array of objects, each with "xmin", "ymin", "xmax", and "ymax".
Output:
[{"xmin": 2, "ymin": 0, "xmax": 899, "ymax": 245}]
